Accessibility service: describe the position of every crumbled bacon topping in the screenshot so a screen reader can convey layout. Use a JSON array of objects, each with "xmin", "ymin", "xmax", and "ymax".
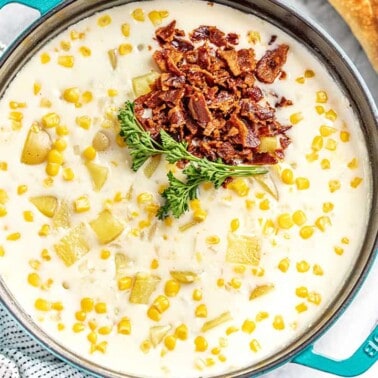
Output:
[{"xmin": 134, "ymin": 21, "xmax": 292, "ymax": 165}]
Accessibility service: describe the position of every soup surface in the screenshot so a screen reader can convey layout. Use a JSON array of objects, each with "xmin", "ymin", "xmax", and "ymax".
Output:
[{"xmin": 0, "ymin": 1, "xmax": 372, "ymax": 377}]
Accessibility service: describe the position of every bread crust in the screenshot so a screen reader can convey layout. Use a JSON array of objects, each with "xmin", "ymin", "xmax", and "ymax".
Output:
[{"xmin": 328, "ymin": 0, "xmax": 378, "ymax": 72}]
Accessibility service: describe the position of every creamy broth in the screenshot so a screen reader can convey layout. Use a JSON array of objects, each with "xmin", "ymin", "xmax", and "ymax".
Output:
[{"xmin": 0, "ymin": 1, "xmax": 371, "ymax": 377}]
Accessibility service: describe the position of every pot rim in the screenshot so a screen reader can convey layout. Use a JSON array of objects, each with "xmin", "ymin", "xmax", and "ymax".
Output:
[{"xmin": 0, "ymin": 1, "xmax": 377, "ymax": 377}]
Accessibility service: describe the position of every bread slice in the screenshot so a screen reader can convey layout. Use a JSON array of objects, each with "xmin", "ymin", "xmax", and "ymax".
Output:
[{"xmin": 328, "ymin": 0, "xmax": 378, "ymax": 72}]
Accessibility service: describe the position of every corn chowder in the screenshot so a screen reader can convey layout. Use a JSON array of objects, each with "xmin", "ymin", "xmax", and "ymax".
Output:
[{"xmin": 0, "ymin": 0, "xmax": 371, "ymax": 377}]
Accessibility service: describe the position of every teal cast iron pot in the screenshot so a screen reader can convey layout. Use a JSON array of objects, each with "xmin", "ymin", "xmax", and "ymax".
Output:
[{"xmin": 0, "ymin": 0, "xmax": 377, "ymax": 377}]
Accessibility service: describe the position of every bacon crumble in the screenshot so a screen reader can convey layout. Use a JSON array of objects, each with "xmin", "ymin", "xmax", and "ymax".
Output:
[{"xmin": 134, "ymin": 20, "xmax": 292, "ymax": 165}]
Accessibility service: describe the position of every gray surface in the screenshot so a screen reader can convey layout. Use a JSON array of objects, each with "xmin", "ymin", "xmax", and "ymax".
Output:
[{"xmin": 0, "ymin": 1, "xmax": 377, "ymax": 378}]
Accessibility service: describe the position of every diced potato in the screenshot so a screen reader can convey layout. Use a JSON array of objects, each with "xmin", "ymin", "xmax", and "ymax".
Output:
[
  {"xmin": 170, "ymin": 271, "xmax": 198, "ymax": 284},
  {"xmin": 254, "ymin": 173, "xmax": 279, "ymax": 201},
  {"xmin": 249, "ymin": 284, "xmax": 275, "ymax": 300},
  {"xmin": 144, "ymin": 155, "xmax": 161, "ymax": 178},
  {"xmin": 52, "ymin": 200, "xmax": 71, "ymax": 228},
  {"xmin": 132, "ymin": 71, "xmax": 160, "ymax": 97},
  {"xmin": 226, "ymin": 233, "xmax": 261, "ymax": 266},
  {"xmin": 21, "ymin": 125, "xmax": 52, "ymax": 165},
  {"xmin": 54, "ymin": 223, "xmax": 90, "ymax": 266},
  {"xmin": 90, "ymin": 210, "xmax": 124, "ymax": 244},
  {"xmin": 201, "ymin": 312, "xmax": 232, "ymax": 332},
  {"xmin": 258, "ymin": 137, "xmax": 277, "ymax": 153},
  {"xmin": 149, "ymin": 325, "xmax": 171, "ymax": 347},
  {"xmin": 30, "ymin": 196, "xmax": 58, "ymax": 218},
  {"xmin": 129, "ymin": 273, "xmax": 161, "ymax": 304},
  {"xmin": 86, "ymin": 162, "xmax": 109, "ymax": 192},
  {"xmin": 115, "ymin": 252, "xmax": 130, "ymax": 279}
]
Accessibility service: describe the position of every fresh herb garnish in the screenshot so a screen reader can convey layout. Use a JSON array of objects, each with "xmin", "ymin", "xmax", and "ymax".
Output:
[{"xmin": 118, "ymin": 101, "xmax": 268, "ymax": 219}]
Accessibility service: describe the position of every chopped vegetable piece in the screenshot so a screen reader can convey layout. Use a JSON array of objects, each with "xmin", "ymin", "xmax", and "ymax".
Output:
[
  {"xmin": 115, "ymin": 253, "xmax": 130, "ymax": 279},
  {"xmin": 30, "ymin": 196, "xmax": 58, "ymax": 218},
  {"xmin": 54, "ymin": 223, "xmax": 90, "ymax": 266},
  {"xmin": 201, "ymin": 312, "xmax": 232, "ymax": 332},
  {"xmin": 226, "ymin": 234, "xmax": 261, "ymax": 266},
  {"xmin": 52, "ymin": 200, "xmax": 71, "ymax": 228},
  {"xmin": 90, "ymin": 210, "xmax": 124, "ymax": 244},
  {"xmin": 254, "ymin": 173, "xmax": 279, "ymax": 200},
  {"xmin": 249, "ymin": 284, "xmax": 275, "ymax": 300},
  {"xmin": 129, "ymin": 273, "xmax": 161, "ymax": 304},
  {"xmin": 132, "ymin": 71, "xmax": 160, "ymax": 97},
  {"xmin": 149, "ymin": 325, "xmax": 171, "ymax": 347},
  {"xmin": 170, "ymin": 271, "xmax": 198, "ymax": 283},
  {"xmin": 85, "ymin": 162, "xmax": 109, "ymax": 191},
  {"xmin": 21, "ymin": 125, "xmax": 52, "ymax": 165},
  {"xmin": 143, "ymin": 155, "xmax": 162, "ymax": 178}
]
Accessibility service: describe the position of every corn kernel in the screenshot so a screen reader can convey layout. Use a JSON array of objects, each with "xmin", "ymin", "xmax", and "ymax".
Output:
[
  {"xmin": 82, "ymin": 146, "xmax": 97, "ymax": 160},
  {"xmin": 334, "ymin": 246, "xmax": 344, "ymax": 255},
  {"xmin": 348, "ymin": 158, "xmax": 358, "ymax": 169},
  {"xmin": 45, "ymin": 163, "xmax": 60, "ymax": 177},
  {"xmin": 315, "ymin": 105, "xmax": 325, "ymax": 115},
  {"xmin": 351, "ymin": 177, "xmax": 363, "ymax": 188},
  {"xmin": 296, "ymin": 177, "xmax": 310, "ymax": 190},
  {"xmin": 311, "ymin": 135, "xmax": 323, "ymax": 151},
  {"xmin": 63, "ymin": 87, "xmax": 80, "ymax": 103},
  {"xmin": 52, "ymin": 302, "xmax": 64, "ymax": 311},
  {"xmin": 175, "ymin": 324, "xmax": 188, "ymax": 340},
  {"xmin": 306, "ymin": 151, "xmax": 318, "ymax": 162},
  {"xmin": 57, "ymin": 323, "xmax": 65, "ymax": 331},
  {"xmin": 320, "ymin": 159, "xmax": 330, "ymax": 170},
  {"xmin": 121, "ymin": 23, "xmax": 130, "ymax": 37},
  {"xmin": 29, "ymin": 259, "xmax": 41, "ymax": 270},
  {"xmin": 296, "ymin": 302, "xmax": 308, "ymax": 313},
  {"xmin": 251, "ymin": 267, "xmax": 265, "ymax": 277},
  {"xmin": 41, "ymin": 249, "xmax": 51, "ymax": 261},
  {"xmin": 107, "ymin": 89, "xmax": 118, "ymax": 98},
  {"xmin": 140, "ymin": 339, "xmax": 152, "ymax": 354},
  {"xmin": 47, "ymin": 149, "xmax": 64, "ymax": 165},
  {"xmin": 117, "ymin": 317, "xmax": 131, "ymax": 335},
  {"xmin": 164, "ymin": 335, "xmax": 177, "ymax": 351},
  {"xmin": 193, "ymin": 208, "xmax": 207, "ymax": 222},
  {"xmin": 33, "ymin": 82, "xmax": 41, "ymax": 95},
  {"xmin": 325, "ymin": 138, "xmax": 337, "ymax": 151},
  {"xmin": 98, "ymin": 326, "xmax": 112, "ymax": 335},
  {"xmin": 313, "ymin": 264, "xmax": 324, "ymax": 276},
  {"xmin": 241, "ymin": 319, "xmax": 256, "ymax": 334},
  {"xmin": 72, "ymin": 322, "xmax": 85, "ymax": 333},
  {"xmin": 190, "ymin": 289, "xmax": 202, "ymax": 302},
  {"xmin": 40, "ymin": 98, "xmax": 52, "ymax": 108},
  {"xmin": 21, "ymin": 210, "xmax": 33, "ymax": 222},
  {"xmin": 95, "ymin": 302, "xmax": 107, "ymax": 314},
  {"xmin": 296, "ymin": 260, "xmax": 310, "ymax": 273},
  {"xmin": 341, "ymin": 237, "xmax": 350, "ymax": 245},
  {"xmin": 319, "ymin": 125, "xmax": 336, "ymax": 137},
  {"xmin": 325, "ymin": 109, "xmax": 337, "ymax": 121},
  {"xmin": 74, "ymin": 196, "xmax": 90, "ymax": 213},
  {"xmin": 165, "ymin": 279, "xmax": 181, "ymax": 297},
  {"xmin": 9, "ymin": 111, "xmax": 23, "ymax": 121},
  {"xmin": 291, "ymin": 210, "xmax": 306, "ymax": 226},
  {"xmin": 329, "ymin": 180, "xmax": 341, "ymax": 193},
  {"xmin": 35, "ymin": 298, "xmax": 51, "ymax": 311},
  {"xmin": 295, "ymin": 286, "xmax": 308, "ymax": 298},
  {"xmin": 206, "ymin": 235, "xmax": 220, "ymax": 245},
  {"xmin": 147, "ymin": 306, "xmax": 161, "ymax": 322},
  {"xmin": 296, "ymin": 76, "xmax": 305, "ymax": 84},
  {"xmin": 7, "ymin": 232, "xmax": 21, "ymax": 241},
  {"xmin": 117, "ymin": 276, "xmax": 133, "ymax": 291},
  {"xmin": 97, "ymin": 14, "xmax": 112, "ymax": 27},
  {"xmin": 75, "ymin": 115, "xmax": 91, "ymax": 130},
  {"xmin": 256, "ymin": 311, "xmax": 269, "ymax": 322},
  {"xmin": 195, "ymin": 336, "xmax": 208, "ymax": 352},
  {"xmin": 0, "ymin": 189, "xmax": 8, "ymax": 205},
  {"xmin": 308, "ymin": 292, "xmax": 322, "ymax": 305},
  {"xmin": 281, "ymin": 168, "xmax": 294, "ymax": 184},
  {"xmin": 227, "ymin": 178, "xmax": 249, "ymax": 196},
  {"xmin": 228, "ymin": 278, "xmax": 241, "ymax": 289},
  {"xmin": 79, "ymin": 46, "xmax": 91, "ymax": 57},
  {"xmin": 63, "ymin": 167, "xmax": 75, "ymax": 181},
  {"xmin": 87, "ymin": 331, "xmax": 97, "ymax": 344},
  {"xmin": 304, "ymin": 69, "xmax": 315, "ymax": 78},
  {"xmin": 230, "ymin": 218, "xmax": 240, "ymax": 232},
  {"xmin": 88, "ymin": 320, "xmax": 97, "ymax": 331},
  {"xmin": 277, "ymin": 213, "xmax": 294, "ymax": 229},
  {"xmin": 38, "ymin": 224, "xmax": 50, "ymax": 237},
  {"xmin": 217, "ymin": 278, "xmax": 225, "ymax": 287},
  {"xmin": 42, "ymin": 112, "xmax": 60, "ymax": 128},
  {"xmin": 40, "ymin": 52, "xmax": 51, "ymax": 64},
  {"xmin": 316, "ymin": 90, "xmax": 328, "ymax": 103},
  {"xmin": 195, "ymin": 304, "xmax": 208, "ymax": 318},
  {"xmin": 27, "ymin": 272, "xmax": 41, "ymax": 287},
  {"xmin": 259, "ymin": 198, "xmax": 270, "ymax": 210},
  {"xmin": 152, "ymin": 295, "xmax": 170, "ymax": 313},
  {"xmin": 52, "ymin": 139, "xmax": 67, "ymax": 152},
  {"xmin": 315, "ymin": 216, "xmax": 331, "ymax": 232},
  {"xmin": 75, "ymin": 310, "xmax": 86, "ymax": 322},
  {"xmin": 249, "ymin": 339, "xmax": 261, "ymax": 352},
  {"xmin": 119, "ymin": 43, "xmax": 133, "ymax": 56},
  {"xmin": 233, "ymin": 265, "xmax": 246, "ymax": 274},
  {"xmin": 56, "ymin": 125, "xmax": 69, "ymax": 136},
  {"xmin": 0, "ymin": 161, "xmax": 7, "ymax": 171},
  {"xmin": 278, "ymin": 258, "xmax": 290, "ymax": 272},
  {"xmin": 132, "ymin": 8, "xmax": 145, "ymax": 21},
  {"xmin": 81, "ymin": 298, "xmax": 94, "ymax": 312},
  {"xmin": 290, "ymin": 112, "xmax": 303, "ymax": 125},
  {"xmin": 339, "ymin": 130, "xmax": 350, "ymax": 143},
  {"xmin": 58, "ymin": 55, "xmax": 74, "ymax": 68},
  {"xmin": 0, "ymin": 246, "xmax": 5, "ymax": 257},
  {"xmin": 247, "ymin": 31, "xmax": 261, "ymax": 44},
  {"xmin": 272, "ymin": 315, "xmax": 285, "ymax": 330},
  {"xmin": 0, "ymin": 205, "xmax": 7, "ymax": 217},
  {"xmin": 95, "ymin": 341, "xmax": 108, "ymax": 354}
]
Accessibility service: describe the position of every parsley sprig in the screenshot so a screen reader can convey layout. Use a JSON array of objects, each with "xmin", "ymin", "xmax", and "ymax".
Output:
[{"xmin": 118, "ymin": 101, "xmax": 268, "ymax": 219}]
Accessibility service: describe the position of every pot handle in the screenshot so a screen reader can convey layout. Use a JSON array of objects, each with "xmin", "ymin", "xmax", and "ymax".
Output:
[
  {"xmin": 0, "ymin": 0, "xmax": 61, "ymax": 15},
  {"xmin": 293, "ymin": 324, "xmax": 378, "ymax": 377}
]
